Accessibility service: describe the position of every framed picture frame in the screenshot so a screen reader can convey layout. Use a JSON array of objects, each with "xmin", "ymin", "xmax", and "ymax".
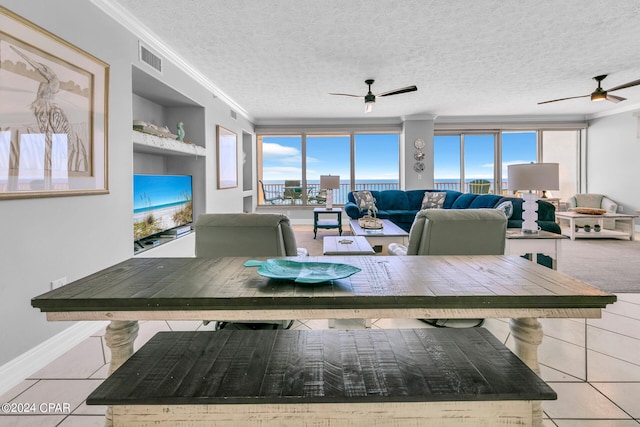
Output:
[
  {"xmin": 216, "ymin": 125, "xmax": 237, "ymax": 189},
  {"xmin": 0, "ymin": 7, "xmax": 109, "ymax": 200}
]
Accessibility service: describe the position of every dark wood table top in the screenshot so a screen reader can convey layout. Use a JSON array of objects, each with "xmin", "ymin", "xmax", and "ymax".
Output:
[{"xmin": 31, "ymin": 256, "xmax": 616, "ymax": 320}]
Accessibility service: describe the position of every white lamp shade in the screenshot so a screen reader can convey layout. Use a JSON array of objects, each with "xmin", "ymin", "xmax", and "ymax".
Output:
[
  {"xmin": 320, "ymin": 175, "xmax": 340, "ymax": 189},
  {"xmin": 507, "ymin": 163, "xmax": 559, "ymax": 191}
]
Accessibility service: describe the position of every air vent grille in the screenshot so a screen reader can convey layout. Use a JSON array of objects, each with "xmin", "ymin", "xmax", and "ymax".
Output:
[
  {"xmin": 230, "ymin": 110, "xmax": 237, "ymax": 120},
  {"xmin": 139, "ymin": 44, "xmax": 162, "ymax": 73}
]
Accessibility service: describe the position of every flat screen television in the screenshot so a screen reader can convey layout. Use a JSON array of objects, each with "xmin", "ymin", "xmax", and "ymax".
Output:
[{"xmin": 133, "ymin": 174, "xmax": 193, "ymax": 241}]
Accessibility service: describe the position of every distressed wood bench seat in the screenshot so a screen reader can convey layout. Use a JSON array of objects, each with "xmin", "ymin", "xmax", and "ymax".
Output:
[{"xmin": 87, "ymin": 328, "xmax": 556, "ymax": 427}]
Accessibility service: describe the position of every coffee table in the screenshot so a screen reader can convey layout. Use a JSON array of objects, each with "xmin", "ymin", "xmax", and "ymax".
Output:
[
  {"xmin": 323, "ymin": 235, "xmax": 375, "ymax": 255},
  {"xmin": 348, "ymin": 218, "xmax": 409, "ymax": 253},
  {"xmin": 556, "ymin": 211, "xmax": 637, "ymax": 240}
]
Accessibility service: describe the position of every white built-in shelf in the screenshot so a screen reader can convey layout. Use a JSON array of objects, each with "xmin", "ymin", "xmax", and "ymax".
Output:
[{"xmin": 132, "ymin": 130, "xmax": 206, "ymax": 157}]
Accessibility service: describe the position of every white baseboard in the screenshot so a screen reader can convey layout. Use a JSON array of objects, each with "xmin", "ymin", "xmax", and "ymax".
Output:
[{"xmin": 0, "ymin": 321, "xmax": 109, "ymax": 396}]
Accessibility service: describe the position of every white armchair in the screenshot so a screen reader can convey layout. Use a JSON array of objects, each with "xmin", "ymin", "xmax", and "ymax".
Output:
[{"xmin": 565, "ymin": 193, "xmax": 618, "ymax": 229}]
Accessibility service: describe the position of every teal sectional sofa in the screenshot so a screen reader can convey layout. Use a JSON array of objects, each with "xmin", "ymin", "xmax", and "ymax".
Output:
[{"xmin": 345, "ymin": 189, "xmax": 559, "ymax": 234}]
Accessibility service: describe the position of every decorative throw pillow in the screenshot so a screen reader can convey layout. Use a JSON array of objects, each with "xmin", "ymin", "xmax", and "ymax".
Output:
[
  {"xmin": 353, "ymin": 190, "xmax": 377, "ymax": 212},
  {"xmin": 421, "ymin": 192, "xmax": 446, "ymax": 209},
  {"xmin": 495, "ymin": 200, "xmax": 513, "ymax": 219}
]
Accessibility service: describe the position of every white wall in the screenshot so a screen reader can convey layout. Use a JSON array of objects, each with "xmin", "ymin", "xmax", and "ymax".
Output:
[
  {"xmin": 586, "ymin": 111, "xmax": 640, "ymax": 214},
  {"xmin": 0, "ymin": 0, "xmax": 253, "ymax": 370}
]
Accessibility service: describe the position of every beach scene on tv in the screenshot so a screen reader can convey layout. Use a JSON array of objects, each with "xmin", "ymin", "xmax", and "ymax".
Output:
[{"xmin": 133, "ymin": 174, "xmax": 193, "ymax": 240}]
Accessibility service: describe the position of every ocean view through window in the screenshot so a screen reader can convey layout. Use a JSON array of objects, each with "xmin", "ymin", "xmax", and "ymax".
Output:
[{"xmin": 258, "ymin": 132, "xmax": 399, "ymax": 205}]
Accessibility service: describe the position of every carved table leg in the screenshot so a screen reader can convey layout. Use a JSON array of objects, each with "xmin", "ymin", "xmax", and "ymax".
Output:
[
  {"xmin": 103, "ymin": 320, "xmax": 139, "ymax": 427},
  {"xmin": 510, "ymin": 317, "xmax": 544, "ymax": 427}
]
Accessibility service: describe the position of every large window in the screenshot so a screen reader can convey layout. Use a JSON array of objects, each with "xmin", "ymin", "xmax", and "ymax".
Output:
[
  {"xmin": 257, "ymin": 135, "xmax": 302, "ymax": 204},
  {"xmin": 464, "ymin": 134, "xmax": 495, "ymax": 193},
  {"xmin": 434, "ymin": 133, "xmax": 497, "ymax": 193},
  {"xmin": 433, "ymin": 135, "xmax": 461, "ymax": 191},
  {"xmin": 306, "ymin": 135, "xmax": 350, "ymax": 204},
  {"xmin": 435, "ymin": 128, "xmax": 581, "ymax": 197},
  {"xmin": 502, "ymin": 131, "xmax": 537, "ymax": 194},
  {"xmin": 354, "ymin": 134, "xmax": 399, "ymax": 191},
  {"xmin": 257, "ymin": 132, "xmax": 399, "ymax": 205},
  {"xmin": 541, "ymin": 130, "xmax": 579, "ymax": 200}
]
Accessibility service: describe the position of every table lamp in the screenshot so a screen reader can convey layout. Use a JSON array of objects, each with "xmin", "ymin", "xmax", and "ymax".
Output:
[
  {"xmin": 320, "ymin": 175, "xmax": 340, "ymax": 210},
  {"xmin": 507, "ymin": 163, "xmax": 559, "ymax": 234}
]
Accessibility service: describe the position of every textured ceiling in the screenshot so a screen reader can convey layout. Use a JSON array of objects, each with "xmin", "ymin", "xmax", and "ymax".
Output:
[{"xmin": 108, "ymin": 0, "xmax": 640, "ymax": 122}]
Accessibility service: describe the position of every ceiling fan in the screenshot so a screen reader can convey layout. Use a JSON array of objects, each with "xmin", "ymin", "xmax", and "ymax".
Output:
[
  {"xmin": 330, "ymin": 79, "xmax": 417, "ymax": 113},
  {"xmin": 538, "ymin": 74, "xmax": 640, "ymax": 105}
]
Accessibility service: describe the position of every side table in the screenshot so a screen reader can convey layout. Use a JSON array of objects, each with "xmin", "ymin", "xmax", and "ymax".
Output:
[
  {"xmin": 313, "ymin": 207, "xmax": 342, "ymax": 239},
  {"xmin": 505, "ymin": 229, "xmax": 566, "ymax": 270}
]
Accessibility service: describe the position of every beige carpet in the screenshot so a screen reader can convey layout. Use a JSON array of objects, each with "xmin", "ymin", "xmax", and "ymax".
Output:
[
  {"xmin": 557, "ymin": 235, "xmax": 640, "ymax": 293},
  {"xmin": 293, "ymin": 225, "xmax": 640, "ymax": 293}
]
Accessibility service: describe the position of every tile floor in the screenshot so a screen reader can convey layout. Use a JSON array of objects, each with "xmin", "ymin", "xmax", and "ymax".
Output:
[{"xmin": 1, "ymin": 294, "xmax": 640, "ymax": 426}]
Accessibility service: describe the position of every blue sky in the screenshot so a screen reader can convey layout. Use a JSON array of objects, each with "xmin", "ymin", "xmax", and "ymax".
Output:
[
  {"xmin": 435, "ymin": 132, "xmax": 537, "ymax": 180},
  {"xmin": 133, "ymin": 174, "xmax": 192, "ymax": 209},
  {"xmin": 261, "ymin": 134, "xmax": 399, "ymax": 182}
]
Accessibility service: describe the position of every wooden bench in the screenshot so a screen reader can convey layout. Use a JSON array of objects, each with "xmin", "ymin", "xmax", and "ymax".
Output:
[{"xmin": 87, "ymin": 328, "xmax": 556, "ymax": 426}]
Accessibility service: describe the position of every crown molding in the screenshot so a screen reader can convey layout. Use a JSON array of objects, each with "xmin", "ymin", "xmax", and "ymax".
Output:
[{"xmin": 90, "ymin": 0, "xmax": 253, "ymax": 122}]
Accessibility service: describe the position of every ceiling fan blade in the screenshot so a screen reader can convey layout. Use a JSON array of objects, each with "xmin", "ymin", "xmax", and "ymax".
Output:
[
  {"xmin": 328, "ymin": 92, "xmax": 363, "ymax": 98},
  {"xmin": 606, "ymin": 94, "xmax": 626, "ymax": 103},
  {"xmin": 377, "ymin": 85, "xmax": 418, "ymax": 97},
  {"xmin": 607, "ymin": 78, "xmax": 640, "ymax": 92},
  {"xmin": 537, "ymin": 94, "xmax": 590, "ymax": 105}
]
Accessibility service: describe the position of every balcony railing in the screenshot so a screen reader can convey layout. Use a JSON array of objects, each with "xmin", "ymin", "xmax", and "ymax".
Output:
[
  {"xmin": 259, "ymin": 181, "xmax": 511, "ymax": 205},
  {"xmin": 260, "ymin": 182, "xmax": 401, "ymax": 205}
]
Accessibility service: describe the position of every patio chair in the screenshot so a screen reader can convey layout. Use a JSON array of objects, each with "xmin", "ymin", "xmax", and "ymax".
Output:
[
  {"xmin": 284, "ymin": 179, "xmax": 302, "ymax": 204},
  {"xmin": 469, "ymin": 179, "xmax": 491, "ymax": 194},
  {"xmin": 388, "ymin": 208, "xmax": 507, "ymax": 327},
  {"xmin": 195, "ymin": 212, "xmax": 307, "ymax": 330},
  {"xmin": 259, "ymin": 179, "xmax": 283, "ymax": 204},
  {"xmin": 308, "ymin": 187, "xmax": 327, "ymax": 205}
]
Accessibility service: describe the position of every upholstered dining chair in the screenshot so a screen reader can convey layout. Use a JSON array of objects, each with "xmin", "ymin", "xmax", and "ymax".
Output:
[
  {"xmin": 195, "ymin": 212, "xmax": 307, "ymax": 329},
  {"xmin": 388, "ymin": 208, "xmax": 507, "ymax": 256},
  {"xmin": 388, "ymin": 208, "xmax": 507, "ymax": 327}
]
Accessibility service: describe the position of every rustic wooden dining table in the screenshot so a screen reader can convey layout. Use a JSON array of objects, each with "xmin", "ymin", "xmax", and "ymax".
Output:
[{"xmin": 32, "ymin": 255, "xmax": 616, "ymax": 427}]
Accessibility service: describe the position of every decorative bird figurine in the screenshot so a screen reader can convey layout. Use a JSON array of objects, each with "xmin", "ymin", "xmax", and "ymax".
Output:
[
  {"xmin": 10, "ymin": 46, "xmax": 88, "ymax": 173},
  {"xmin": 176, "ymin": 122, "xmax": 185, "ymax": 141}
]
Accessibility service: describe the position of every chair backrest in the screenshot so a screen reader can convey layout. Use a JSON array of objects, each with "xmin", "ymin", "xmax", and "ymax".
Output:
[
  {"xmin": 405, "ymin": 209, "xmax": 507, "ymax": 255},
  {"xmin": 195, "ymin": 213, "xmax": 299, "ymax": 257},
  {"xmin": 469, "ymin": 179, "xmax": 491, "ymax": 194}
]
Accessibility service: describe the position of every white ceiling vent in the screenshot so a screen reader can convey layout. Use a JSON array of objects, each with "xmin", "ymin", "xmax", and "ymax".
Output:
[{"xmin": 138, "ymin": 43, "xmax": 162, "ymax": 74}]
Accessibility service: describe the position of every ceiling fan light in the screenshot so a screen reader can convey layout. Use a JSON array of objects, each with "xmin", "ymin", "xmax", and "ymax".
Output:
[
  {"xmin": 591, "ymin": 91, "xmax": 606, "ymax": 102},
  {"xmin": 364, "ymin": 93, "xmax": 375, "ymax": 113},
  {"xmin": 364, "ymin": 101, "xmax": 373, "ymax": 113}
]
